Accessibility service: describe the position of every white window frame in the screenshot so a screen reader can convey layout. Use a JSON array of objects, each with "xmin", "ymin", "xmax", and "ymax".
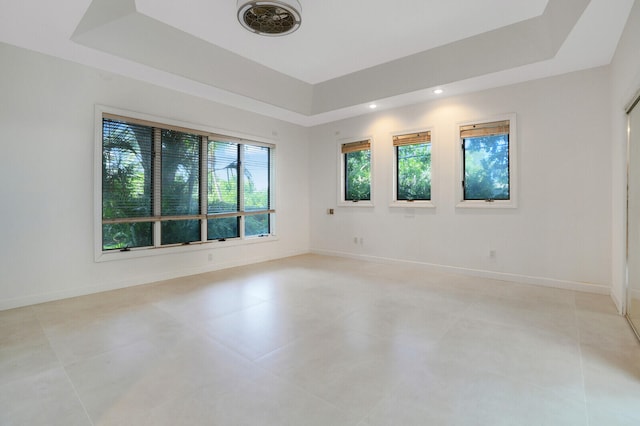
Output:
[
  {"xmin": 390, "ymin": 128, "xmax": 435, "ymax": 208},
  {"xmin": 456, "ymin": 113, "xmax": 518, "ymax": 209},
  {"xmin": 94, "ymin": 105, "xmax": 277, "ymax": 262},
  {"xmin": 337, "ymin": 136, "xmax": 375, "ymax": 207}
]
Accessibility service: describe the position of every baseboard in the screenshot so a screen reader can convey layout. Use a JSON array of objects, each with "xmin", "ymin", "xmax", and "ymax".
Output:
[
  {"xmin": 610, "ymin": 288, "xmax": 625, "ymax": 315},
  {"xmin": 310, "ymin": 248, "xmax": 610, "ymax": 295},
  {"xmin": 0, "ymin": 248, "xmax": 309, "ymax": 311}
]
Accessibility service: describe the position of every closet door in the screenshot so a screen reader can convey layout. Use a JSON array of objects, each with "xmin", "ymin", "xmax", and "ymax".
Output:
[{"xmin": 627, "ymin": 96, "xmax": 640, "ymax": 338}]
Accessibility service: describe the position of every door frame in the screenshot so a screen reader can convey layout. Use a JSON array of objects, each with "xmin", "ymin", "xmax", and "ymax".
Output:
[{"xmin": 625, "ymin": 87, "xmax": 640, "ymax": 340}]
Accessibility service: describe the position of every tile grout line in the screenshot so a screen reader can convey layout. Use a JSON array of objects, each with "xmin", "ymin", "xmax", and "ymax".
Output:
[
  {"xmin": 574, "ymin": 298, "xmax": 592, "ymax": 425},
  {"xmin": 30, "ymin": 305, "xmax": 95, "ymax": 426}
]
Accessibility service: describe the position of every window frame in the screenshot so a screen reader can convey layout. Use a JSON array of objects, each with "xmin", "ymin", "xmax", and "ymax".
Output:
[
  {"xmin": 95, "ymin": 105, "xmax": 277, "ymax": 262},
  {"xmin": 456, "ymin": 113, "xmax": 517, "ymax": 209},
  {"xmin": 337, "ymin": 136, "xmax": 374, "ymax": 207},
  {"xmin": 391, "ymin": 128, "xmax": 435, "ymax": 208}
]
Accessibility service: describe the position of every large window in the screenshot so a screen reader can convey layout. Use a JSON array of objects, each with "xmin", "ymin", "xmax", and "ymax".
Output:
[
  {"xmin": 101, "ymin": 112, "xmax": 274, "ymax": 254},
  {"xmin": 392, "ymin": 131, "xmax": 432, "ymax": 206},
  {"xmin": 340, "ymin": 139, "xmax": 372, "ymax": 205},
  {"xmin": 458, "ymin": 115, "xmax": 517, "ymax": 208}
]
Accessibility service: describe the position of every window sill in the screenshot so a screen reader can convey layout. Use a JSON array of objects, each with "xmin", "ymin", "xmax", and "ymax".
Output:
[
  {"xmin": 456, "ymin": 200, "xmax": 517, "ymax": 209},
  {"xmin": 337, "ymin": 200, "xmax": 374, "ymax": 208},
  {"xmin": 390, "ymin": 201, "xmax": 435, "ymax": 208},
  {"xmin": 95, "ymin": 234, "xmax": 278, "ymax": 262}
]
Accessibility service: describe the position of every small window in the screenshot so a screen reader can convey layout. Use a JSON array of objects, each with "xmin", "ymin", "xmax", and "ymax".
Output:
[
  {"xmin": 392, "ymin": 131, "xmax": 433, "ymax": 207},
  {"xmin": 339, "ymin": 139, "xmax": 373, "ymax": 205},
  {"xmin": 457, "ymin": 115, "xmax": 517, "ymax": 208}
]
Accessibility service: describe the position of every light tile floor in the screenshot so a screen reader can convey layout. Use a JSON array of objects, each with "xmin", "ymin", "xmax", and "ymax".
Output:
[{"xmin": 1, "ymin": 254, "xmax": 639, "ymax": 425}]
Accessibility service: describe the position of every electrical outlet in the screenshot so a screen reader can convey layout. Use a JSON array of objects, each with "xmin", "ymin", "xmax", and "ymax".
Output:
[
  {"xmin": 208, "ymin": 253, "xmax": 213, "ymax": 262},
  {"xmin": 354, "ymin": 237, "xmax": 358, "ymax": 244},
  {"xmin": 489, "ymin": 250, "xmax": 496, "ymax": 259},
  {"xmin": 327, "ymin": 208, "xmax": 334, "ymax": 215}
]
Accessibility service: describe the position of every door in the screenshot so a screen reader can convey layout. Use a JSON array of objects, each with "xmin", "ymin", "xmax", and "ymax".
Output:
[{"xmin": 627, "ymin": 94, "xmax": 640, "ymax": 338}]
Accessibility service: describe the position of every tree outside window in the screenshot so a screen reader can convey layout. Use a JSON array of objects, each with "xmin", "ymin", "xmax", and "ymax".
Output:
[
  {"xmin": 394, "ymin": 132, "xmax": 431, "ymax": 201},
  {"xmin": 463, "ymin": 134, "xmax": 509, "ymax": 200},
  {"xmin": 342, "ymin": 140, "xmax": 371, "ymax": 202},
  {"xmin": 460, "ymin": 119, "xmax": 511, "ymax": 203},
  {"xmin": 101, "ymin": 115, "xmax": 274, "ymax": 252}
]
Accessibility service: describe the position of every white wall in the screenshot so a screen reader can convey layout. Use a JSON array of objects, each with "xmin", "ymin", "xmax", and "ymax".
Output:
[
  {"xmin": 610, "ymin": 0, "xmax": 640, "ymax": 312},
  {"xmin": 0, "ymin": 43, "xmax": 310, "ymax": 310},
  {"xmin": 309, "ymin": 67, "xmax": 612, "ymax": 293}
]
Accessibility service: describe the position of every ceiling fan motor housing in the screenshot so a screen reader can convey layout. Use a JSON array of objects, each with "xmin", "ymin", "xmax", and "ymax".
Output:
[{"xmin": 237, "ymin": 0, "xmax": 302, "ymax": 36}]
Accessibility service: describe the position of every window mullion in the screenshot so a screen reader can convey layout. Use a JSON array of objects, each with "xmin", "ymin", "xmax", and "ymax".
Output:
[
  {"xmin": 153, "ymin": 127, "xmax": 162, "ymax": 247},
  {"xmin": 238, "ymin": 144, "xmax": 245, "ymax": 239},
  {"xmin": 200, "ymin": 137, "xmax": 208, "ymax": 242}
]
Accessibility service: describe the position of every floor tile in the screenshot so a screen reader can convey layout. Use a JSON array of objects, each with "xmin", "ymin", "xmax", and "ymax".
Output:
[
  {"xmin": 581, "ymin": 344, "xmax": 640, "ymax": 422},
  {"xmin": 66, "ymin": 331, "xmax": 260, "ymax": 425},
  {"xmin": 152, "ymin": 281, "xmax": 266, "ymax": 325},
  {"xmin": 341, "ymin": 298, "xmax": 461, "ymax": 346},
  {"xmin": 577, "ymin": 310, "xmax": 639, "ymax": 353},
  {"xmin": 434, "ymin": 318, "xmax": 585, "ymax": 402},
  {"xmin": 144, "ymin": 370, "xmax": 353, "ymax": 426},
  {"xmin": 3, "ymin": 254, "xmax": 640, "ymax": 425},
  {"xmin": 575, "ymin": 292, "xmax": 620, "ymax": 315},
  {"xmin": 37, "ymin": 303, "xmax": 188, "ymax": 365},
  {"xmin": 202, "ymin": 301, "xmax": 337, "ymax": 360},
  {"xmin": 0, "ymin": 307, "xmax": 60, "ymax": 384},
  {"xmin": 361, "ymin": 360, "xmax": 588, "ymax": 426},
  {"xmin": 257, "ymin": 326, "xmax": 423, "ymax": 421},
  {"xmin": 462, "ymin": 293, "xmax": 579, "ymax": 338},
  {"xmin": 0, "ymin": 367, "xmax": 91, "ymax": 426}
]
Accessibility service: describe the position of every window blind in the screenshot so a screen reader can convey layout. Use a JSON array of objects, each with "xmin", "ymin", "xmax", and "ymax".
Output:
[
  {"xmin": 208, "ymin": 141, "xmax": 239, "ymax": 215},
  {"xmin": 341, "ymin": 140, "xmax": 371, "ymax": 154},
  {"xmin": 102, "ymin": 119, "xmax": 154, "ymax": 220},
  {"xmin": 243, "ymin": 144, "xmax": 271, "ymax": 211},
  {"xmin": 160, "ymin": 129, "xmax": 201, "ymax": 217},
  {"xmin": 460, "ymin": 120, "xmax": 509, "ymax": 138},
  {"xmin": 393, "ymin": 131, "xmax": 431, "ymax": 147}
]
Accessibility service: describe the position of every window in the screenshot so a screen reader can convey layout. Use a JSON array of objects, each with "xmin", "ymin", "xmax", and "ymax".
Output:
[
  {"xmin": 100, "ymin": 111, "xmax": 275, "ymax": 256},
  {"xmin": 457, "ymin": 115, "xmax": 517, "ymax": 208},
  {"xmin": 339, "ymin": 138, "xmax": 373, "ymax": 205},
  {"xmin": 392, "ymin": 131, "xmax": 433, "ymax": 207}
]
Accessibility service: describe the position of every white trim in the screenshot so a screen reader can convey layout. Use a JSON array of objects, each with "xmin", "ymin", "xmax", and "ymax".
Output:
[
  {"xmin": 310, "ymin": 248, "xmax": 610, "ymax": 295},
  {"xmin": 612, "ymin": 287, "xmax": 625, "ymax": 314},
  {"xmin": 337, "ymin": 135, "xmax": 375, "ymax": 207},
  {"xmin": 98, "ymin": 105, "xmax": 277, "ymax": 146},
  {"xmin": 96, "ymin": 234, "xmax": 279, "ymax": 262},
  {"xmin": 390, "ymin": 201, "xmax": 435, "ymax": 208},
  {"xmin": 455, "ymin": 113, "xmax": 518, "ymax": 209},
  {"xmin": 390, "ymin": 126, "xmax": 435, "ymax": 208}
]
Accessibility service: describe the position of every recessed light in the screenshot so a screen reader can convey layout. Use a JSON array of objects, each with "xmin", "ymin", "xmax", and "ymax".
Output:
[
  {"xmin": 433, "ymin": 88, "xmax": 444, "ymax": 95},
  {"xmin": 369, "ymin": 104, "xmax": 377, "ymax": 109}
]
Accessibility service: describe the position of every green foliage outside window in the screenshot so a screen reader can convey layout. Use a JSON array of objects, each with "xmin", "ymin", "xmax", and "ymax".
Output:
[
  {"xmin": 397, "ymin": 144, "xmax": 431, "ymax": 200},
  {"xmin": 102, "ymin": 119, "xmax": 273, "ymax": 251},
  {"xmin": 161, "ymin": 130, "xmax": 201, "ymax": 245},
  {"xmin": 245, "ymin": 214, "xmax": 269, "ymax": 236},
  {"xmin": 345, "ymin": 150, "xmax": 371, "ymax": 201},
  {"xmin": 102, "ymin": 120, "xmax": 153, "ymax": 250},
  {"xmin": 208, "ymin": 141, "xmax": 240, "ymax": 239},
  {"xmin": 463, "ymin": 135, "xmax": 509, "ymax": 200}
]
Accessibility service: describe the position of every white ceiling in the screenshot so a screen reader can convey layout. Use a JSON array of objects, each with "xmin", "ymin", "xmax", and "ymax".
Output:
[
  {"xmin": 0, "ymin": 0, "xmax": 634, "ymax": 126},
  {"xmin": 137, "ymin": 0, "xmax": 549, "ymax": 84}
]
